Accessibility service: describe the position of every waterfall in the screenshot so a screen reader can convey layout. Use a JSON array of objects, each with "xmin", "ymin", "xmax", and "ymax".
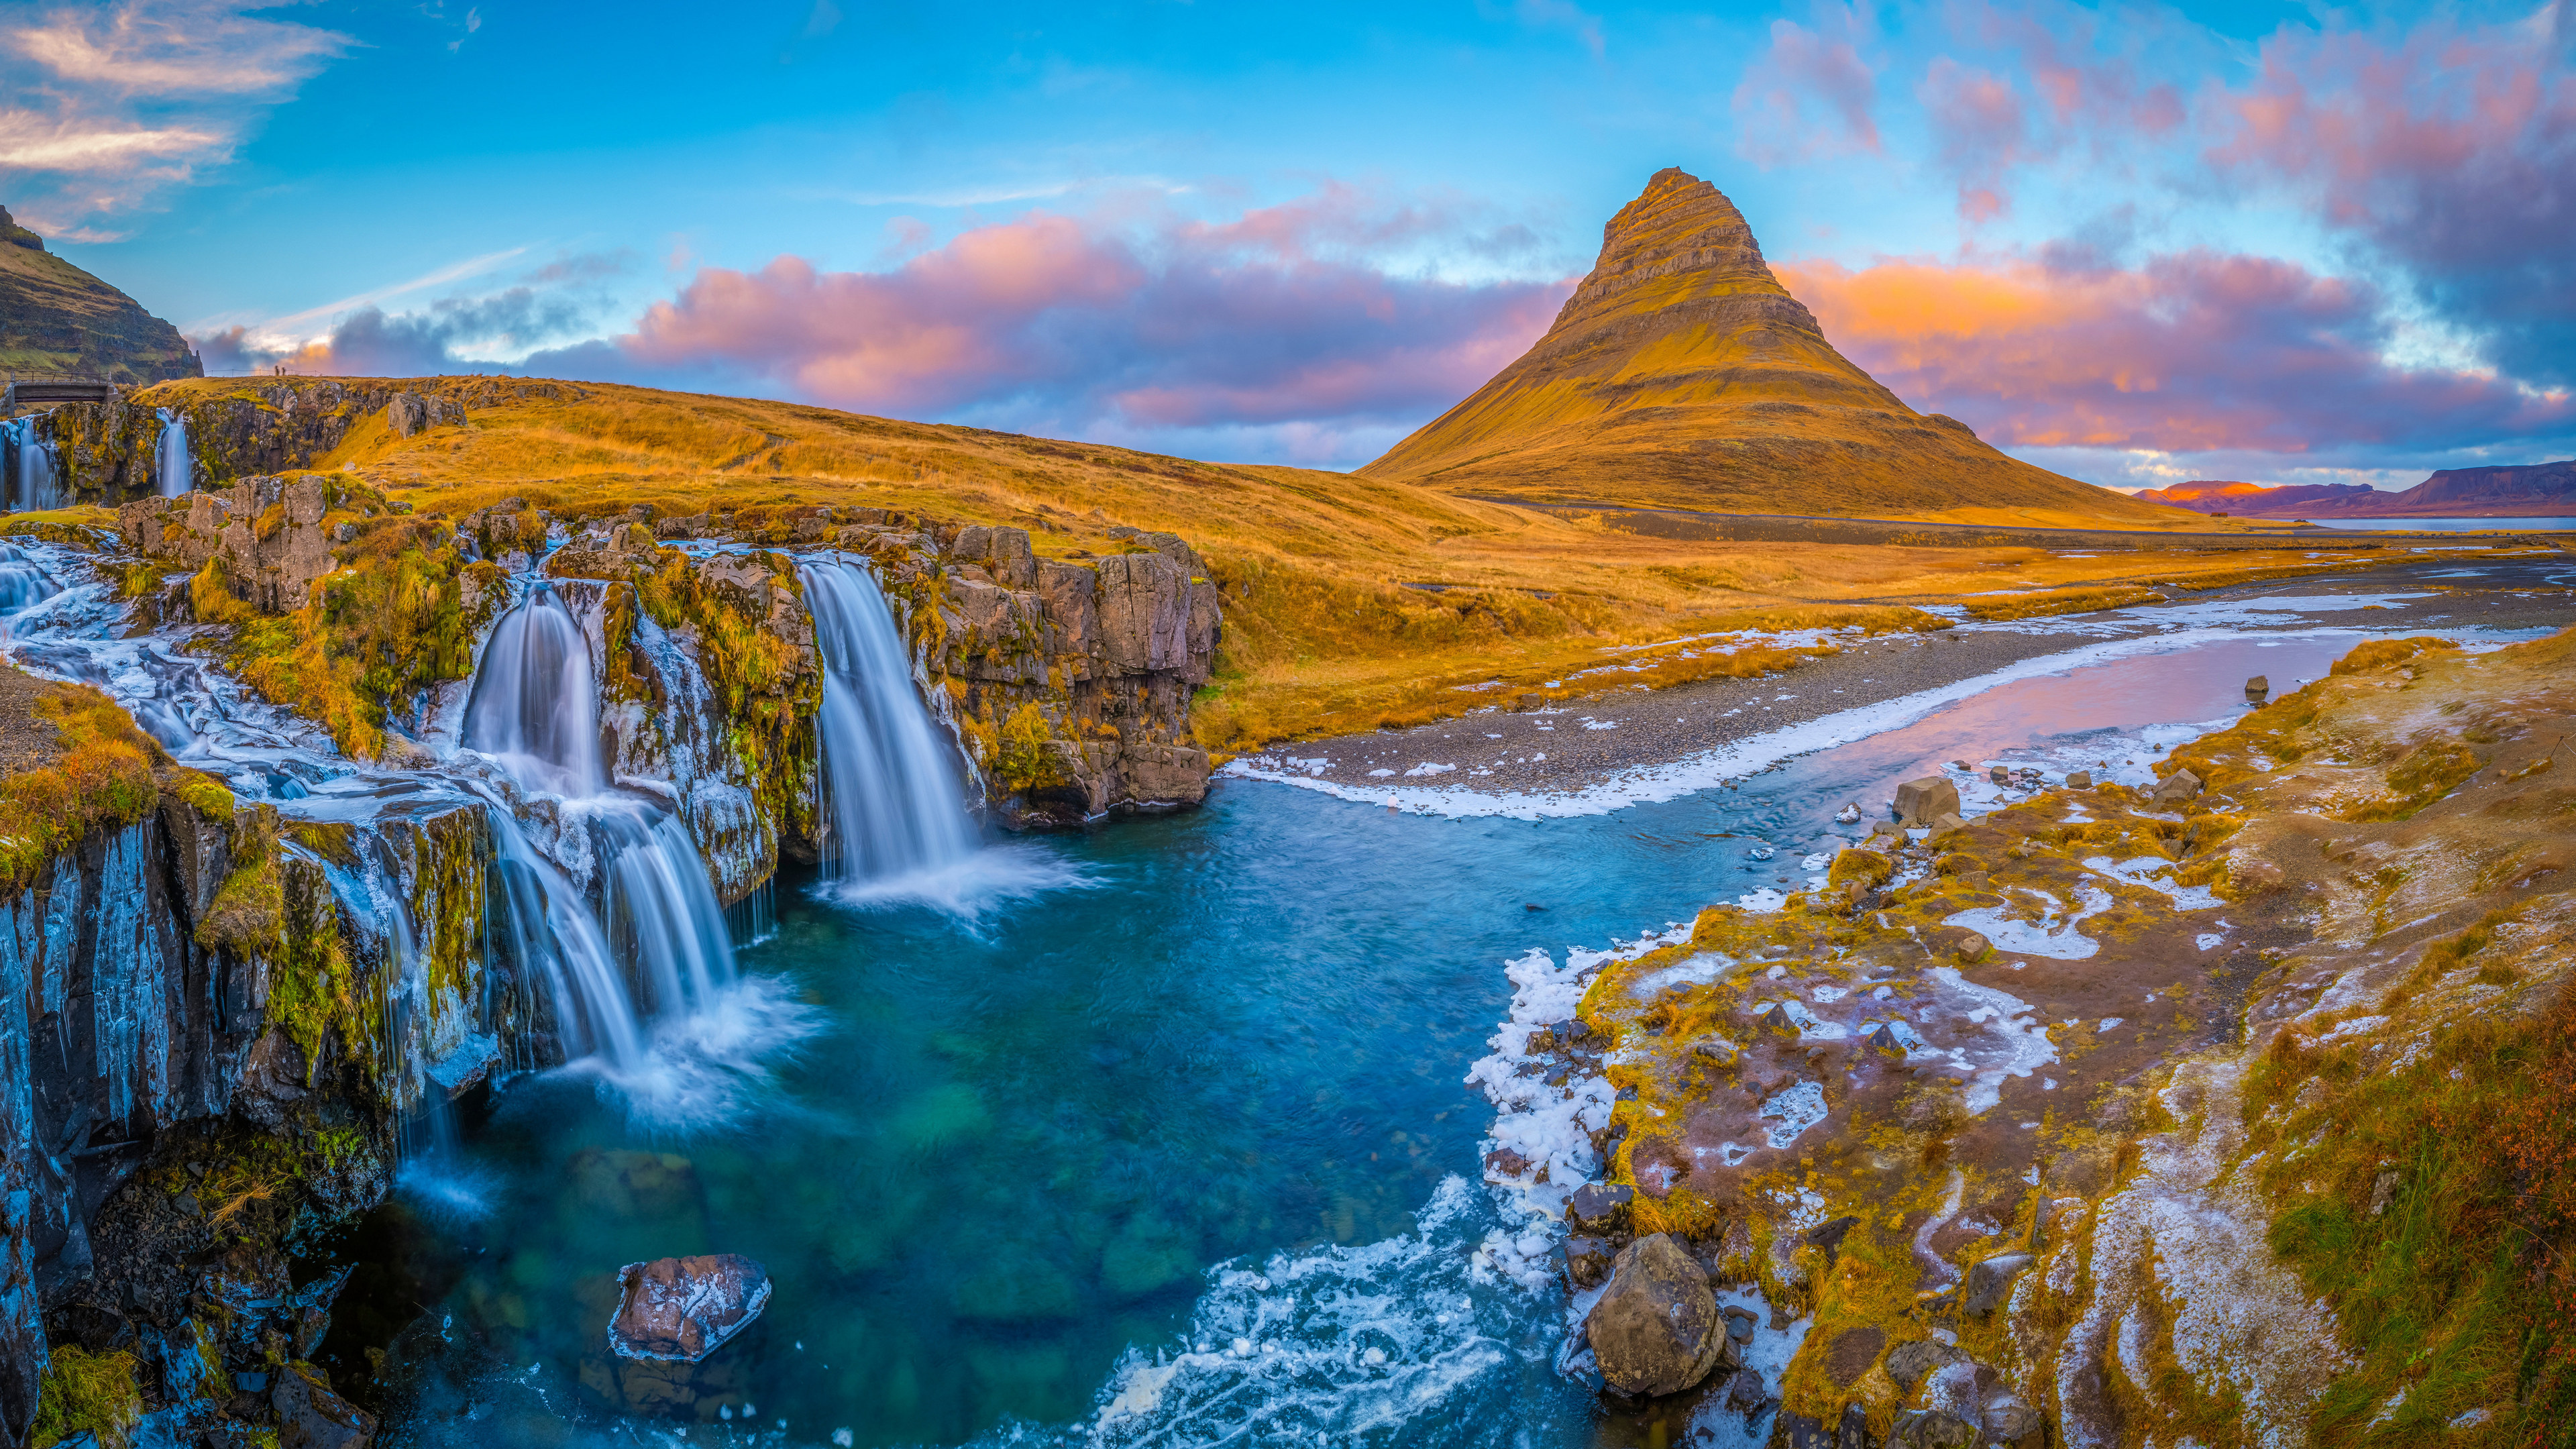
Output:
[
  {"xmin": 800, "ymin": 560, "xmax": 977, "ymax": 886},
  {"xmin": 455, "ymin": 577, "xmax": 741, "ymax": 1074},
  {"xmin": 460, "ymin": 586, "xmax": 604, "ymax": 798},
  {"xmin": 154, "ymin": 408, "xmax": 192, "ymax": 498},
  {"xmin": 0, "ymin": 417, "xmax": 62, "ymax": 513}
]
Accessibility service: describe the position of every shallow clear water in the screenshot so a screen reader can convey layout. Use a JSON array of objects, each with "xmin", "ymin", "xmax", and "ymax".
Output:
[{"xmin": 346, "ymin": 628, "xmax": 2479, "ymax": 1448}]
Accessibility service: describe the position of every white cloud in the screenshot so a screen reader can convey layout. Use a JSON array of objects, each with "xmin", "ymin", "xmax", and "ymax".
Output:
[{"xmin": 0, "ymin": 0, "xmax": 352, "ymax": 231}]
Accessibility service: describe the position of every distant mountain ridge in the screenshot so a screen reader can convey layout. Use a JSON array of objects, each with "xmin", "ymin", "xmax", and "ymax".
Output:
[
  {"xmin": 1360, "ymin": 168, "xmax": 2170, "ymax": 524},
  {"xmin": 2139, "ymin": 462, "xmax": 2576, "ymax": 518},
  {"xmin": 0, "ymin": 204, "xmax": 201, "ymax": 386}
]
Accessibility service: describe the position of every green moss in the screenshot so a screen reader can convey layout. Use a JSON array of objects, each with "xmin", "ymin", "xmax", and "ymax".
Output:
[
  {"xmin": 635, "ymin": 547, "xmax": 820, "ymax": 844},
  {"xmin": 199, "ymin": 804, "xmax": 284, "ymax": 956},
  {"xmin": 994, "ymin": 702, "xmax": 1066, "ymax": 790},
  {"xmin": 29, "ymin": 1345, "xmax": 142, "ymax": 1449},
  {"xmin": 172, "ymin": 767, "xmax": 236, "ymax": 821}
]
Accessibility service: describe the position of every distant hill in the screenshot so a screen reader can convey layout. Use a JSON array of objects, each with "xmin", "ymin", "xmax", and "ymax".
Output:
[
  {"xmin": 2133, "ymin": 480, "xmax": 2379, "ymax": 515},
  {"xmin": 1360, "ymin": 168, "xmax": 2173, "ymax": 525},
  {"xmin": 0, "ymin": 205, "xmax": 201, "ymax": 385},
  {"xmin": 2139, "ymin": 463, "xmax": 2576, "ymax": 519}
]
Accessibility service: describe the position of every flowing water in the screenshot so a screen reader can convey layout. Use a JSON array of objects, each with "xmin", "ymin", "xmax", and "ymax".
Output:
[
  {"xmin": 803, "ymin": 560, "xmax": 980, "ymax": 894},
  {"xmin": 339, "ymin": 627, "xmax": 2548, "ymax": 1449},
  {"xmin": 0, "ymin": 417, "xmax": 64, "ymax": 513},
  {"xmin": 155, "ymin": 407, "xmax": 193, "ymax": 498}
]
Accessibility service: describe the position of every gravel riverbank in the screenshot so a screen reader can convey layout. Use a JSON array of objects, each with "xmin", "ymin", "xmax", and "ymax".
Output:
[{"xmin": 1224, "ymin": 553, "xmax": 2576, "ymax": 804}]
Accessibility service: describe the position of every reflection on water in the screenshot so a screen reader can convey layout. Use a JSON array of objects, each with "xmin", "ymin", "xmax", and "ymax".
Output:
[{"xmin": 347, "ymin": 628, "xmax": 2509, "ymax": 1447}]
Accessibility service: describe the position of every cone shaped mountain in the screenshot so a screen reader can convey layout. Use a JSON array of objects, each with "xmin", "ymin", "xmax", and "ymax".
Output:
[{"xmin": 1361, "ymin": 169, "xmax": 2168, "ymax": 524}]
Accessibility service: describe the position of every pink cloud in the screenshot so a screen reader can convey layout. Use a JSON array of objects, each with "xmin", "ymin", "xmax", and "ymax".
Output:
[
  {"xmin": 1918, "ymin": 56, "xmax": 2032, "ymax": 223},
  {"xmin": 1732, "ymin": 11, "xmax": 1882, "ymax": 164},
  {"xmin": 1778, "ymin": 249, "xmax": 2576, "ymax": 454},
  {"xmin": 2202, "ymin": 17, "xmax": 2576, "ymax": 386},
  {"xmin": 527, "ymin": 189, "xmax": 1571, "ymax": 447}
]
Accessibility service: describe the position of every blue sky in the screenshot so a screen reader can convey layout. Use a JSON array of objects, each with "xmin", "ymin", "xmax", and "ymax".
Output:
[{"xmin": 5, "ymin": 0, "xmax": 2572, "ymax": 488}]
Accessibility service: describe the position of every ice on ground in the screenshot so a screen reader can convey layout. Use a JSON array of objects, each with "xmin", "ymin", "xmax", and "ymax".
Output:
[
  {"xmin": 1401, "ymin": 761, "xmax": 1456, "ymax": 777},
  {"xmin": 1917, "ymin": 967, "xmax": 2056, "ymax": 1114},
  {"xmin": 1944, "ymin": 886, "xmax": 2112, "ymax": 960},
  {"xmin": 1737, "ymin": 888, "xmax": 1788, "ymax": 913},
  {"xmin": 2196, "ymin": 932, "xmax": 2225, "ymax": 952},
  {"xmin": 1633, "ymin": 952, "xmax": 1736, "ymax": 996},
  {"xmin": 2086, "ymin": 855, "xmax": 2222, "ymax": 910},
  {"xmin": 1760, "ymin": 1081, "xmax": 1830, "ymax": 1148}
]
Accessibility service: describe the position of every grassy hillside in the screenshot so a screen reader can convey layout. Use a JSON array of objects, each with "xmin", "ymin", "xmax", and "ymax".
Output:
[
  {"xmin": 0, "ymin": 207, "xmax": 200, "ymax": 384},
  {"xmin": 1362, "ymin": 170, "xmax": 2183, "ymax": 529},
  {"xmin": 126, "ymin": 374, "xmax": 2456, "ymax": 750}
]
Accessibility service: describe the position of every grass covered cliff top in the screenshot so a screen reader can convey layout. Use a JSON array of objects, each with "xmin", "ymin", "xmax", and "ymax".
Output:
[{"xmin": 122, "ymin": 374, "xmax": 2528, "ymax": 750}]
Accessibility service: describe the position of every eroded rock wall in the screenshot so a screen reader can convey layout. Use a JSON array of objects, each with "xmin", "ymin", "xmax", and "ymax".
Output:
[{"xmin": 0, "ymin": 786, "xmax": 429, "ymax": 1449}]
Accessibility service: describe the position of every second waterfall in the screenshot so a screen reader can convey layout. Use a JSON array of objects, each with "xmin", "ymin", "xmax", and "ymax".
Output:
[{"xmin": 801, "ymin": 559, "xmax": 980, "ymax": 892}]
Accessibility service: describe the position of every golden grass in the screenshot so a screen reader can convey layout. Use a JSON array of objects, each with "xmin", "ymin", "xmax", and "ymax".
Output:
[{"xmin": 126, "ymin": 376, "xmax": 2509, "ymax": 749}]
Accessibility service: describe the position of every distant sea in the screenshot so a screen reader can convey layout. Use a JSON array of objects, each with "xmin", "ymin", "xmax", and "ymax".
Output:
[{"xmin": 2263, "ymin": 516, "xmax": 2576, "ymax": 533}]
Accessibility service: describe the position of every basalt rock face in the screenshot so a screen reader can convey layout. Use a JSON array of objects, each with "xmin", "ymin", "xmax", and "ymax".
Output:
[
  {"xmin": 0, "ymin": 790, "xmax": 410, "ymax": 1449},
  {"xmin": 1360, "ymin": 168, "xmax": 2165, "ymax": 523},
  {"xmin": 611, "ymin": 506, "xmax": 1221, "ymax": 833},
  {"xmin": 0, "ymin": 205, "xmax": 202, "ymax": 386},
  {"xmin": 118, "ymin": 475, "xmax": 343, "ymax": 612}
]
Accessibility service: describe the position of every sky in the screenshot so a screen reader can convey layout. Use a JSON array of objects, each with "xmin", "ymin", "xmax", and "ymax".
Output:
[{"xmin": 3, "ymin": 0, "xmax": 2572, "ymax": 492}]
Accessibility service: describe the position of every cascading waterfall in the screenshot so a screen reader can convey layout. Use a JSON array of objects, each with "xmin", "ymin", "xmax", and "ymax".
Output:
[
  {"xmin": 0, "ymin": 415, "xmax": 63, "ymax": 513},
  {"xmin": 458, "ymin": 578, "xmax": 741, "ymax": 1068},
  {"xmin": 154, "ymin": 407, "xmax": 193, "ymax": 498},
  {"xmin": 800, "ymin": 559, "xmax": 978, "ymax": 885}
]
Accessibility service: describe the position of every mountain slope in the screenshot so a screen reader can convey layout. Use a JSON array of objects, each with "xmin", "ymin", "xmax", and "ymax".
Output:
[
  {"xmin": 0, "ymin": 205, "xmax": 201, "ymax": 384},
  {"xmin": 1360, "ymin": 168, "xmax": 2171, "ymax": 525},
  {"xmin": 2141, "ymin": 463, "xmax": 2576, "ymax": 519}
]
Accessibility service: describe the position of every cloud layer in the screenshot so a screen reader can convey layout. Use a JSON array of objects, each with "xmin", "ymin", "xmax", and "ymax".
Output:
[
  {"xmin": 0, "ymin": 1, "xmax": 349, "ymax": 236},
  {"xmin": 1780, "ymin": 250, "xmax": 2575, "ymax": 458}
]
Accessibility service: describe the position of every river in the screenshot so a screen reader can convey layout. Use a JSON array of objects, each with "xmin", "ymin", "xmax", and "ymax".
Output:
[{"xmin": 336, "ymin": 621, "xmax": 2550, "ymax": 1448}]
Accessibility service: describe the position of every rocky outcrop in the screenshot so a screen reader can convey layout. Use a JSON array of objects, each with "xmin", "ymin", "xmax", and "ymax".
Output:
[
  {"xmin": 0, "ymin": 785, "xmax": 414, "ymax": 1448},
  {"xmin": 44, "ymin": 377, "xmax": 572, "ymax": 500},
  {"xmin": 607, "ymin": 1255, "xmax": 770, "ymax": 1362},
  {"xmin": 117, "ymin": 475, "xmax": 346, "ymax": 612}
]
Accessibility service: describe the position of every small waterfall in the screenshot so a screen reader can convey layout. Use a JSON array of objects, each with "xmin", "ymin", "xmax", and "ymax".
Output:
[
  {"xmin": 598, "ymin": 809, "xmax": 738, "ymax": 1018},
  {"xmin": 455, "ymin": 577, "xmax": 741, "ymax": 1075},
  {"xmin": 460, "ymin": 586, "xmax": 604, "ymax": 798},
  {"xmin": 154, "ymin": 408, "xmax": 193, "ymax": 498},
  {"xmin": 0, "ymin": 542, "xmax": 62, "ymax": 615},
  {"xmin": 0, "ymin": 416, "xmax": 62, "ymax": 513},
  {"xmin": 801, "ymin": 560, "xmax": 977, "ymax": 885}
]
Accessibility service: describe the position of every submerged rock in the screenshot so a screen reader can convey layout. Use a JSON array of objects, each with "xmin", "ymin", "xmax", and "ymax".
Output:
[
  {"xmin": 608, "ymin": 1254, "xmax": 771, "ymax": 1362},
  {"xmin": 1583, "ymin": 1233, "xmax": 1726, "ymax": 1398}
]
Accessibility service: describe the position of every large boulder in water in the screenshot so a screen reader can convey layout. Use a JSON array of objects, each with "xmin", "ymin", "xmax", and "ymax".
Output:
[
  {"xmin": 1583, "ymin": 1232, "xmax": 1727, "ymax": 1397},
  {"xmin": 608, "ymin": 1254, "xmax": 771, "ymax": 1362}
]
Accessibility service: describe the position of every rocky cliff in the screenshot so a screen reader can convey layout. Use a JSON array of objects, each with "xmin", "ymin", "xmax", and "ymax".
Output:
[
  {"xmin": 1538, "ymin": 629, "xmax": 2575, "ymax": 1444},
  {"xmin": 0, "ymin": 207, "xmax": 201, "ymax": 387},
  {"xmin": 1361, "ymin": 169, "xmax": 2170, "ymax": 524},
  {"xmin": 0, "ymin": 672, "xmax": 448, "ymax": 1449}
]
